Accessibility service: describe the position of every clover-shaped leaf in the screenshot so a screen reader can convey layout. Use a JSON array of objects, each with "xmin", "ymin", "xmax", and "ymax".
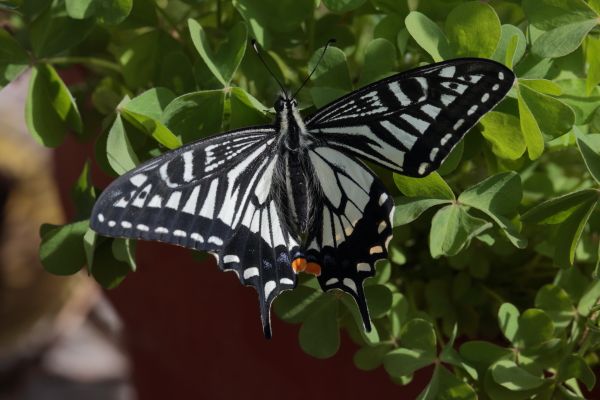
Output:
[{"xmin": 189, "ymin": 20, "xmax": 248, "ymax": 87}]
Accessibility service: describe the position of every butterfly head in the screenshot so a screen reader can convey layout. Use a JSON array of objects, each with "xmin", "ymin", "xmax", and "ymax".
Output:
[{"xmin": 274, "ymin": 96, "xmax": 298, "ymax": 113}]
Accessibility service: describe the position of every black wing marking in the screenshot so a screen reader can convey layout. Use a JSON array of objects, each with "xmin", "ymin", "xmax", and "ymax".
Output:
[
  {"xmin": 304, "ymin": 146, "xmax": 394, "ymax": 330},
  {"xmin": 306, "ymin": 58, "xmax": 515, "ymax": 177},
  {"xmin": 90, "ymin": 127, "xmax": 299, "ymax": 337}
]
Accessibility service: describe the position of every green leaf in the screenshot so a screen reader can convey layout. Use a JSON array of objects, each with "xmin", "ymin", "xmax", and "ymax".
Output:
[
  {"xmin": 459, "ymin": 341, "xmax": 513, "ymax": 372},
  {"xmin": 354, "ymin": 344, "xmax": 393, "ymax": 371},
  {"xmin": 92, "ymin": 77, "xmax": 128, "ymax": 115},
  {"xmin": 365, "ymin": 284, "xmax": 393, "ymax": 319},
  {"xmin": 418, "ymin": 365, "xmax": 477, "ymax": 400},
  {"xmin": 498, "ymin": 303, "xmax": 519, "ymax": 343},
  {"xmin": 322, "ymin": 0, "xmax": 365, "ymax": 13},
  {"xmin": 440, "ymin": 345, "xmax": 479, "ymax": 380},
  {"xmin": 298, "ymin": 295, "xmax": 340, "ymax": 359},
  {"xmin": 393, "ymin": 197, "xmax": 451, "ymax": 226},
  {"xmin": 534, "ymin": 284, "xmax": 575, "ymax": 329},
  {"xmin": 359, "ymin": 38, "xmax": 396, "ymax": 86},
  {"xmin": 120, "ymin": 108, "xmax": 181, "ymax": 150},
  {"xmin": 554, "ymin": 198, "xmax": 597, "ymax": 268},
  {"xmin": 390, "ymin": 293, "xmax": 410, "ymax": 337},
  {"xmin": 405, "ymin": 11, "xmax": 450, "ymax": 62},
  {"xmin": 0, "ymin": 28, "xmax": 29, "ymax": 89},
  {"xmin": 83, "ymin": 227, "xmax": 97, "ymax": 269},
  {"xmin": 517, "ymin": 88, "xmax": 545, "ymax": 160},
  {"xmin": 437, "ymin": 140, "xmax": 464, "ymax": 176},
  {"xmin": 519, "ymin": 79, "xmax": 563, "ymax": 96},
  {"xmin": 273, "ymin": 285, "xmax": 322, "ymax": 323},
  {"xmin": 91, "ymin": 238, "xmax": 133, "ymax": 289},
  {"xmin": 445, "ymin": 2, "xmax": 501, "ymax": 58},
  {"xmin": 555, "ymin": 267, "xmax": 590, "ymax": 304},
  {"xmin": 522, "ymin": 189, "xmax": 598, "ymax": 225},
  {"xmin": 586, "ymin": 36, "xmax": 600, "ymax": 95},
  {"xmin": 117, "ymin": 87, "xmax": 181, "ymax": 149},
  {"xmin": 309, "ymin": 45, "xmax": 352, "ymax": 108},
  {"xmin": 383, "ymin": 347, "xmax": 433, "ymax": 378},
  {"xmin": 479, "ymin": 112, "xmax": 526, "ymax": 160},
  {"xmin": 123, "ymin": 87, "xmax": 176, "ymax": 120},
  {"xmin": 403, "ymin": 318, "xmax": 437, "ymax": 354},
  {"xmin": 557, "ymin": 354, "xmax": 596, "ymax": 391},
  {"xmin": 230, "ymin": 87, "xmax": 270, "ymax": 129},
  {"xmin": 111, "ymin": 30, "xmax": 177, "ymax": 89},
  {"xmin": 72, "ymin": 161, "xmax": 96, "ymax": 219},
  {"xmin": 339, "ymin": 293, "xmax": 380, "ymax": 344},
  {"xmin": 384, "ymin": 319, "xmax": 437, "ymax": 377},
  {"xmin": 188, "ymin": 20, "xmax": 247, "ymax": 86},
  {"xmin": 523, "ymin": 0, "xmax": 600, "ymax": 58},
  {"xmin": 523, "ymin": 0, "xmax": 598, "ymax": 30},
  {"xmin": 576, "ymin": 132, "xmax": 600, "ymax": 184},
  {"xmin": 429, "ymin": 204, "xmax": 492, "ymax": 258},
  {"xmin": 112, "ymin": 238, "xmax": 136, "ymax": 272},
  {"xmin": 490, "ymin": 359, "xmax": 545, "ymax": 391},
  {"xmin": 515, "ymin": 309, "xmax": 554, "ymax": 348},
  {"xmin": 26, "ymin": 64, "xmax": 82, "ymax": 147},
  {"xmin": 532, "ymin": 20, "xmax": 598, "ymax": 58},
  {"xmin": 518, "ymin": 84, "xmax": 575, "ymax": 140},
  {"xmin": 158, "ymin": 51, "xmax": 196, "ymax": 95},
  {"xmin": 162, "ymin": 90, "xmax": 225, "ymax": 144},
  {"xmin": 556, "ymin": 79, "xmax": 600, "ymax": 124},
  {"xmin": 65, "ymin": 0, "xmax": 133, "ymax": 24},
  {"xmin": 106, "ymin": 114, "xmax": 139, "ymax": 175},
  {"xmin": 233, "ymin": 0, "xmax": 314, "ymax": 45},
  {"xmin": 374, "ymin": 14, "xmax": 404, "ymax": 45},
  {"xmin": 459, "ymin": 172, "xmax": 522, "ymax": 217},
  {"xmin": 40, "ymin": 220, "xmax": 89, "ymax": 275},
  {"xmin": 577, "ymin": 280, "xmax": 600, "ymax": 317},
  {"xmin": 394, "ymin": 172, "xmax": 455, "ymax": 200},
  {"xmin": 491, "ymin": 25, "xmax": 527, "ymax": 68},
  {"xmin": 29, "ymin": 3, "xmax": 94, "ymax": 57}
]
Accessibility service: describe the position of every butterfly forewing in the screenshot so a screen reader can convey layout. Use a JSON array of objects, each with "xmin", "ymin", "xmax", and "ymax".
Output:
[
  {"xmin": 307, "ymin": 58, "xmax": 515, "ymax": 176},
  {"xmin": 90, "ymin": 127, "xmax": 299, "ymax": 337}
]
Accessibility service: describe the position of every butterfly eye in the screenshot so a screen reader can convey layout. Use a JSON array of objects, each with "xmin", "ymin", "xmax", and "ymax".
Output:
[{"xmin": 274, "ymin": 99, "xmax": 284, "ymax": 111}]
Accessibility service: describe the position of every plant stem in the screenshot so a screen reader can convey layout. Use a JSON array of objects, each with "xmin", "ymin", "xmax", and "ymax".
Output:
[
  {"xmin": 577, "ymin": 298, "xmax": 600, "ymax": 356},
  {"xmin": 43, "ymin": 56, "xmax": 121, "ymax": 73}
]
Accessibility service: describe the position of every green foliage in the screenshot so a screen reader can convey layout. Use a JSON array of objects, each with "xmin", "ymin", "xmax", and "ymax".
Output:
[{"xmin": 2, "ymin": 0, "xmax": 600, "ymax": 398}]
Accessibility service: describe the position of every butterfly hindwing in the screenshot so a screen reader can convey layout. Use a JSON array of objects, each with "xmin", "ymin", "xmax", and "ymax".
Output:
[
  {"xmin": 307, "ymin": 58, "xmax": 515, "ymax": 176},
  {"xmin": 90, "ymin": 127, "xmax": 298, "ymax": 337},
  {"xmin": 304, "ymin": 146, "xmax": 394, "ymax": 330}
]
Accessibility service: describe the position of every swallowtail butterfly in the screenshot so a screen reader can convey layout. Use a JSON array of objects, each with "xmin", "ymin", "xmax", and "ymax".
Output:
[{"xmin": 91, "ymin": 50, "xmax": 515, "ymax": 338}]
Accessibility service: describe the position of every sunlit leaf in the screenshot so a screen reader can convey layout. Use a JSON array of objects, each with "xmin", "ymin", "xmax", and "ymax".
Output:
[{"xmin": 0, "ymin": 28, "xmax": 29, "ymax": 89}]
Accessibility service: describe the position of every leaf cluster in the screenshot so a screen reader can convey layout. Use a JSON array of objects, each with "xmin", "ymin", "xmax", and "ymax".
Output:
[{"xmin": 2, "ymin": 0, "xmax": 600, "ymax": 397}]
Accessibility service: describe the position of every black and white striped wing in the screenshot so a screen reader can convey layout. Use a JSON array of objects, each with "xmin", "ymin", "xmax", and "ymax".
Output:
[
  {"xmin": 306, "ymin": 58, "xmax": 515, "ymax": 177},
  {"xmin": 90, "ymin": 127, "xmax": 299, "ymax": 338},
  {"xmin": 304, "ymin": 145, "xmax": 394, "ymax": 330}
]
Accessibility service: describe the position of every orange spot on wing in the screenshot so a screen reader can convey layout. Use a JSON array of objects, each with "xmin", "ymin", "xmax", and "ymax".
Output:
[
  {"xmin": 305, "ymin": 262, "xmax": 322, "ymax": 276},
  {"xmin": 292, "ymin": 258, "xmax": 307, "ymax": 273}
]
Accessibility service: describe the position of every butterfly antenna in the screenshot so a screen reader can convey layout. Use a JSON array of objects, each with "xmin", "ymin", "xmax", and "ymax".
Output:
[
  {"xmin": 292, "ymin": 38, "xmax": 336, "ymax": 99},
  {"xmin": 251, "ymin": 39, "xmax": 288, "ymax": 98}
]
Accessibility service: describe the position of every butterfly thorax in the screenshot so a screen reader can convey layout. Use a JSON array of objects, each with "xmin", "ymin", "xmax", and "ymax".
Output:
[{"xmin": 273, "ymin": 98, "xmax": 317, "ymax": 239}]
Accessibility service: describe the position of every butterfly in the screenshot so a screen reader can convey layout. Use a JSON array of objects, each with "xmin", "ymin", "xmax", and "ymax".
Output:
[{"xmin": 90, "ymin": 49, "xmax": 515, "ymax": 338}]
